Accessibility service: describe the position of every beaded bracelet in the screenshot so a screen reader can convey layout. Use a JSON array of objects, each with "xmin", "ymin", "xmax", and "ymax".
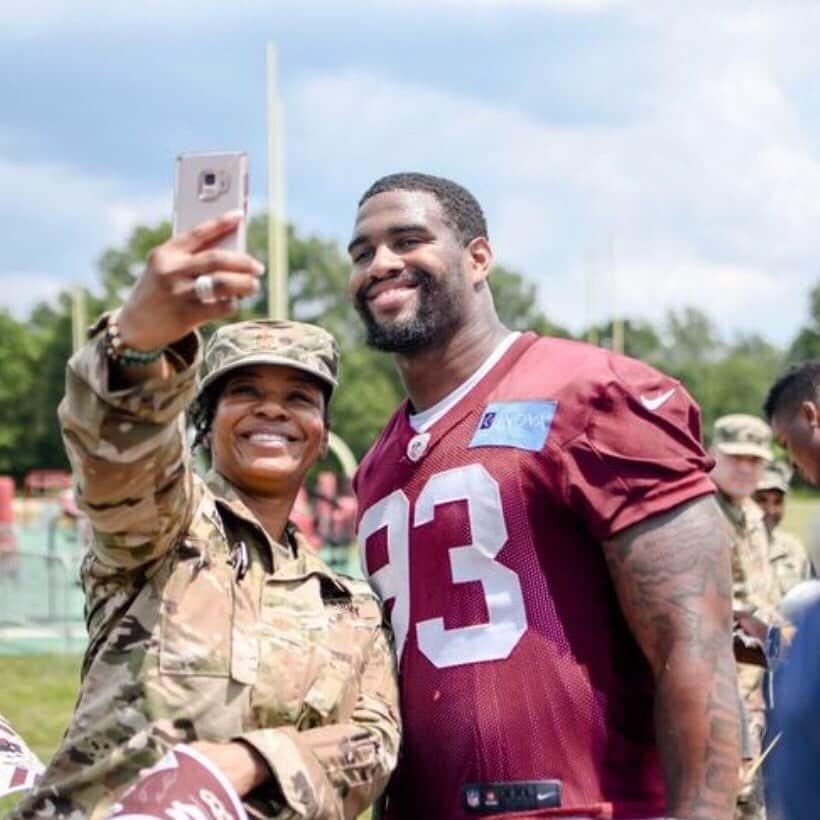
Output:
[{"xmin": 104, "ymin": 312, "xmax": 166, "ymax": 366}]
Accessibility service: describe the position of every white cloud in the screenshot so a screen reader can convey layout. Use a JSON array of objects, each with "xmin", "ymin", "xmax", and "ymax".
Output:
[
  {"xmin": 2, "ymin": 0, "xmax": 628, "ymax": 33},
  {"xmin": 289, "ymin": 2, "xmax": 820, "ymax": 346},
  {"xmin": 1, "ymin": 0, "xmax": 232, "ymax": 32},
  {"xmin": 0, "ymin": 154, "xmax": 169, "ymax": 314},
  {"xmin": 612, "ymin": 254, "xmax": 779, "ymax": 321},
  {"xmin": 0, "ymin": 155, "xmax": 168, "ymax": 235},
  {"xmin": 4, "ymin": 1, "xmax": 819, "ymax": 345},
  {"xmin": 391, "ymin": 0, "xmax": 628, "ymax": 8}
]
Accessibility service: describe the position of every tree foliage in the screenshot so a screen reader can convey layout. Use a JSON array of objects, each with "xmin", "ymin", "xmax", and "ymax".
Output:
[
  {"xmin": 583, "ymin": 307, "xmax": 784, "ymax": 440},
  {"xmin": 0, "ymin": 216, "xmax": 566, "ymax": 477},
  {"xmin": 787, "ymin": 282, "xmax": 820, "ymax": 364},
  {"xmin": 0, "ymin": 214, "xmax": 812, "ymax": 479}
]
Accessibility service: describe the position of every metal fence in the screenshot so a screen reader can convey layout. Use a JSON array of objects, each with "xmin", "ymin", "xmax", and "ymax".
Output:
[
  {"xmin": 0, "ymin": 504, "xmax": 365, "ymax": 656},
  {"xmin": 0, "ymin": 513, "xmax": 87, "ymax": 655}
]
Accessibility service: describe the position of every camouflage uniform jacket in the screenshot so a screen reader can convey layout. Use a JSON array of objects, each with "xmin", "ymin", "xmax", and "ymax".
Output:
[
  {"xmin": 718, "ymin": 492, "xmax": 776, "ymax": 775},
  {"xmin": 11, "ymin": 331, "xmax": 400, "ymax": 820},
  {"xmin": 768, "ymin": 528, "xmax": 811, "ymax": 601},
  {"xmin": 720, "ymin": 493, "xmax": 780, "ymax": 622}
]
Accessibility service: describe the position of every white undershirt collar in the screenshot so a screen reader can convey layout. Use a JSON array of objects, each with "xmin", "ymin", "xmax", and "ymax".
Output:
[{"xmin": 408, "ymin": 332, "xmax": 520, "ymax": 433}]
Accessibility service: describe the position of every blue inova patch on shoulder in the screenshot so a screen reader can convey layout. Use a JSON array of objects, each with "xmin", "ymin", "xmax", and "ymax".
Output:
[{"xmin": 469, "ymin": 400, "xmax": 557, "ymax": 451}]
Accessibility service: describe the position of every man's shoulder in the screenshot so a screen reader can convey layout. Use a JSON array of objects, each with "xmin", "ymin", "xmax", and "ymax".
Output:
[
  {"xmin": 504, "ymin": 337, "xmax": 694, "ymax": 454},
  {"xmin": 513, "ymin": 336, "xmax": 676, "ymax": 398},
  {"xmin": 516, "ymin": 336, "xmax": 613, "ymax": 380}
]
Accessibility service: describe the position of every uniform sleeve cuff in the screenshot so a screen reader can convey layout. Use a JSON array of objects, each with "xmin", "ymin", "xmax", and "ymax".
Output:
[
  {"xmin": 68, "ymin": 320, "xmax": 202, "ymax": 422},
  {"xmin": 238, "ymin": 727, "xmax": 326, "ymax": 816}
]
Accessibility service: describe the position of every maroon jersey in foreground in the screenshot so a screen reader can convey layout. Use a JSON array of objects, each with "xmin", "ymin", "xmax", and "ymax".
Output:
[{"xmin": 354, "ymin": 334, "xmax": 715, "ymax": 820}]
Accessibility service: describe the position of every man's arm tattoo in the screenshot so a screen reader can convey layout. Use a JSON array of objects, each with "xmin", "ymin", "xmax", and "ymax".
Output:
[{"xmin": 604, "ymin": 495, "xmax": 740, "ymax": 820}]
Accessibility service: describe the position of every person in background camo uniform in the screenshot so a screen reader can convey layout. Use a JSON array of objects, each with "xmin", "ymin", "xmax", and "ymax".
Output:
[
  {"xmin": 11, "ymin": 211, "xmax": 400, "ymax": 820},
  {"xmin": 754, "ymin": 461, "xmax": 814, "ymax": 600},
  {"xmin": 710, "ymin": 414, "xmax": 782, "ymax": 820}
]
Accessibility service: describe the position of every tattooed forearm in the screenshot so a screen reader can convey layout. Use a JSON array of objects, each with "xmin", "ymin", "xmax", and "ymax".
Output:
[{"xmin": 604, "ymin": 495, "xmax": 740, "ymax": 820}]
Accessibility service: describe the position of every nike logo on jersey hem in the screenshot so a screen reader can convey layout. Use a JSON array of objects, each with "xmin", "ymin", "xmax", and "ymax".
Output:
[{"xmin": 640, "ymin": 388, "xmax": 675, "ymax": 411}]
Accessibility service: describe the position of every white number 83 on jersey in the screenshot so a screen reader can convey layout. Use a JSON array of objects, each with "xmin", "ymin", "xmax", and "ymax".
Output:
[{"xmin": 358, "ymin": 463, "xmax": 527, "ymax": 669}]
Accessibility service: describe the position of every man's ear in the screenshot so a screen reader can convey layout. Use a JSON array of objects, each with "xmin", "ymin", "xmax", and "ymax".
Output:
[
  {"xmin": 800, "ymin": 400, "xmax": 819, "ymax": 429},
  {"xmin": 320, "ymin": 428, "xmax": 330, "ymax": 459},
  {"xmin": 465, "ymin": 237, "xmax": 494, "ymax": 287}
]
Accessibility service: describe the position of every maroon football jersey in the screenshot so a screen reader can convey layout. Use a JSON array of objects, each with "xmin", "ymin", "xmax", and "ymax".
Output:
[{"xmin": 354, "ymin": 333, "xmax": 715, "ymax": 820}]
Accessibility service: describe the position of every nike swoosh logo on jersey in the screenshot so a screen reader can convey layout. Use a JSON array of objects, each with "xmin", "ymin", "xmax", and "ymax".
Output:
[{"xmin": 640, "ymin": 388, "xmax": 675, "ymax": 411}]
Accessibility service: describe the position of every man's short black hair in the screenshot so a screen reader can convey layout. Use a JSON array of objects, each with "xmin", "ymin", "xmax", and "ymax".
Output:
[
  {"xmin": 763, "ymin": 361, "xmax": 820, "ymax": 422},
  {"xmin": 358, "ymin": 172, "xmax": 488, "ymax": 246}
]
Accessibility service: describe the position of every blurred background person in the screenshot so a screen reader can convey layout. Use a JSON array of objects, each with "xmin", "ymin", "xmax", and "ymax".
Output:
[
  {"xmin": 754, "ymin": 461, "xmax": 814, "ymax": 603},
  {"xmin": 710, "ymin": 414, "xmax": 779, "ymax": 820}
]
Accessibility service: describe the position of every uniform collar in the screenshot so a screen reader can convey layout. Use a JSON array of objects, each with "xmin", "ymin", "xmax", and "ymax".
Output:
[
  {"xmin": 716, "ymin": 490, "xmax": 765, "ymax": 532},
  {"xmin": 204, "ymin": 469, "xmax": 295, "ymax": 560},
  {"xmin": 396, "ymin": 332, "xmax": 540, "ymax": 461},
  {"xmin": 716, "ymin": 490, "xmax": 746, "ymax": 528},
  {"xmin": 202, "ymin": 470, "xmax": 349, "ymax": 594}
]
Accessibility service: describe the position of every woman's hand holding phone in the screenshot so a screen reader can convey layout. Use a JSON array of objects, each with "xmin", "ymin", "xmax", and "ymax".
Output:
[{"xmin": 117, "ymin": 211, "xmax": 264, "ymax": 354}]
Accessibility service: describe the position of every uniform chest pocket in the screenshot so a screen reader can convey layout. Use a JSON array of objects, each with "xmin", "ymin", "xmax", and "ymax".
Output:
[
  {"xmin": 251, "ymin": 577, "xmax": 363, "ymax": 728},
  {"xmin": 299, "ymin": 646, "xmax": 360, "ymax": 729},
  {"xmin": 159, "ymin": 541, "xmax": 236, "ymax": 677}
]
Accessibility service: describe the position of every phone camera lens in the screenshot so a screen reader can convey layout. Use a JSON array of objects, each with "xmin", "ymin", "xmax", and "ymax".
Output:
[{"xmin": 204, "ymin": 172, "xmax": 216, "ymax": 186}]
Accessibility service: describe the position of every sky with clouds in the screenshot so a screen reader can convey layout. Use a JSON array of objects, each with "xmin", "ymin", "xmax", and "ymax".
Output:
[{"xmin": 2, "ymin": 0, "xmax": 818, "ymax": 346}]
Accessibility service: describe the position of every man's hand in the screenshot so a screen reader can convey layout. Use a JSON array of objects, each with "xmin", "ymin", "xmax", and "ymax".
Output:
[
  {"xmin": 733, "ymin": 610, "xmax": 768, "ymax": 644},
  {"xmin": 117, "ymin": 210, "xmax": 264, "ymax": 353},
  {"xmin": 189, "ymin": 740, "xmax": 269, "ymax": 797},
  {"xmin": 733, "ymin": 610, "xmax": 768, "ymax": 667},
  {"xmin": 603, "ymin": 495, "xmax": 740, "ymax": 820}
]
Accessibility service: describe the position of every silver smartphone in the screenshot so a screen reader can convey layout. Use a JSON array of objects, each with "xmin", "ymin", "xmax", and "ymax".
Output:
[{"xmin": 173, "ymin": 151, "xmax": 248, "ymax": 252}]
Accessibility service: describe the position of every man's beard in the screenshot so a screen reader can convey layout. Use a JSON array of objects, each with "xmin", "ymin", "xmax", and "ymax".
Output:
[{"xmin": 355, "ymin": 268, "xmax": 463, "ymax": 354}]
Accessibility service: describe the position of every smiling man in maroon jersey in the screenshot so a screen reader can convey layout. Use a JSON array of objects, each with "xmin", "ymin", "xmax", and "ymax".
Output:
[{"xmin": 347, "ymin": 172, "xmax": 740, "ymax": 820}]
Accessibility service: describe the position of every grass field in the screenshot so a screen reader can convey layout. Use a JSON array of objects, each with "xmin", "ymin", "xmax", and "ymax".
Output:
[
  {"xmin": 782, "ymin": 497, "xmax": 819, "ymax": 568},
  {"xmin": 0, "ymin": 654, "xmax": 81, "ymax": 813}
]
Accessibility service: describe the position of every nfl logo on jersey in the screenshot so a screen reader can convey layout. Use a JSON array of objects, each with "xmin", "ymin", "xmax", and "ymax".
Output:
[{"xmin": 406, "ymin": 432, "xmax": 431, "ymax": 462}]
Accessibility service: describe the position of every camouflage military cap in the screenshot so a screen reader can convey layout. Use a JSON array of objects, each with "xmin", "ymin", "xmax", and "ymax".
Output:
[
  {"xmin": 198, "ymin": 319, "xmax": 339, "ymax": 397},
  {"xmin": 757, "ymin": 460, "xmax": 793, "ymax": 494},
  {"xmin": 713, "ymin": 414, "xmax": 772, "ymax": 461}
]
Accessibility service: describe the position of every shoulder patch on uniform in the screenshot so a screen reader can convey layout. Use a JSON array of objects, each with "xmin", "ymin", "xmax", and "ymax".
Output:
[{"xmin": 469, "ymin": 400, "xmax": 557, "ymax": 452}]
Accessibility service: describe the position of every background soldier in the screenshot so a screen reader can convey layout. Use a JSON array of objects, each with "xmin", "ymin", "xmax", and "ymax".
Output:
[
  {"xmin": 754, "ymin": 461, "xmax": 813, "ymax": 602},
  {"xmin": 710, "ymin": 414, "xmax": 779, "ymax": 820}
]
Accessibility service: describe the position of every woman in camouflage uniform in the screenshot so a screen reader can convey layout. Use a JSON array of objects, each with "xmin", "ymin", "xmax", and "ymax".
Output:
[{"xmin": 12, "ymin": 212, "xmax": 400, "ymax": 820}]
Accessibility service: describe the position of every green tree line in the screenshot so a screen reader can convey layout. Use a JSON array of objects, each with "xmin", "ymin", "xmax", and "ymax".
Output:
[{"xmin": 0, "ymin": 214, "xmax": 815, "ymax": 481}]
